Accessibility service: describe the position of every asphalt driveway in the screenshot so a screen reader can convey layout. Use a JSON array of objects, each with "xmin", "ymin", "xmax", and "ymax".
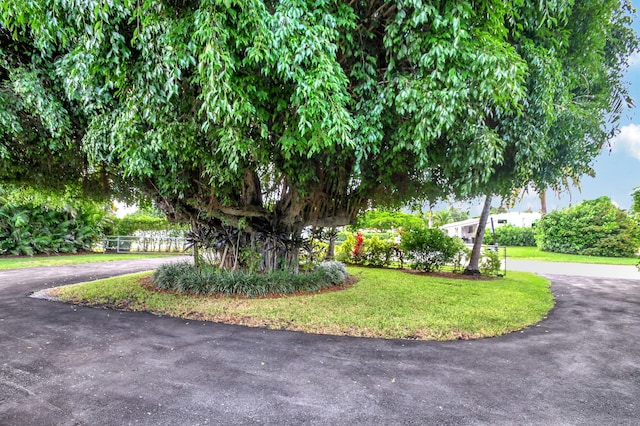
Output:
[{"xmin": 1, "ymin": 258, "xmax": 639, "ymax": 425}]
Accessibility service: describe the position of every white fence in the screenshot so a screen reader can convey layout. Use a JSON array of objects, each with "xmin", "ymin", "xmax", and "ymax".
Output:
[{"xmin": 102, "ymin": 236, "xmax": 188, "ymax": 253}]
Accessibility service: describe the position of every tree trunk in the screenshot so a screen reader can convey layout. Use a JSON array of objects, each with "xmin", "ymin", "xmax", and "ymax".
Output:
[
  {"xmin": 539, "ymin": 189, "xmax": 547, "ymax": 214},
  {"xmin": 191, "ymin": 221, "xmax": 201, "ymax": 267},
  {"xmin": 464, "ymin": 194, "xmax": 492, "ymax": 276},
  {"xmin": 326, "ymin": 228, "xmax": 336, "ymax": 260}
]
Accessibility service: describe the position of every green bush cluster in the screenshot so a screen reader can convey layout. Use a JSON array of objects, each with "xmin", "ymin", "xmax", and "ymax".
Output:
[
  {"xmin": 399, "ymin": 227, "xmax": 465, "ymax": 272},
  {"xmin": 0, "ymin": 204, "xmax": 106, "ymax": 255},
  {"xmin": 536, "ymin": 197, "xmax": 640, "ymax": 257},
  {"xmin": 493, "ymin": 224, "xmax": 536, "ymax": 246},
  {"xmin": 336, "ymin": 233, "xmax": 399, "ymax": 267},
  {"xmin": 353, "ymin": 210, "xmax": 425, "ymax": 232},
  {"xmin": 152, "ymin": 261, "xmax": 349, "ymax": 297},
  {"xmin": 480, "ymin": 248, "xmax": 503, "ymax": 276}
]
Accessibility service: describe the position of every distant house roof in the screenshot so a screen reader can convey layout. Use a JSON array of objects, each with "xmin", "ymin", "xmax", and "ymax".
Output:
[
  {"xmin": 440, "ymin": 212, "xmax": 541, "ymax": 230},
  {"xmin": 440, "ymin": 218, "xmax": 479, "ymax": 230}
]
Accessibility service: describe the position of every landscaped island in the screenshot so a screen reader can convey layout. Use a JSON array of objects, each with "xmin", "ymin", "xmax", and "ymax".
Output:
[{"xmin": 44, "ymin": 267, "xmax": 553, "ymax": 341}]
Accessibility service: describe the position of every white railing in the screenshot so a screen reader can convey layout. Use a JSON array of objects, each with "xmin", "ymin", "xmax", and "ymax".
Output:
[{"xmin": 102, "ymin": 236, "xmax": 188, "ymax": 253}]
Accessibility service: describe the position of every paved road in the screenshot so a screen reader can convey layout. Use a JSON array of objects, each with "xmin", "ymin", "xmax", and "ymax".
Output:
[
  {"xmin": 1, "ymin": 258, "xmax": 639, "ymax": 425},
  {"xmin": 507, "ymin": 259, "xmax": 640, "ymax": 280}
]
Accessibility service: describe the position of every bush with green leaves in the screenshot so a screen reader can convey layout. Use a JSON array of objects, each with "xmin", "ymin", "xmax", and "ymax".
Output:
[
  {"xmin": 399, "ymin": 227, "xmax": 463, "ymax": 272},
  {"xmin": 536, "ymin": 197, "xmax": 640, "ymax": 257},
  {"xmin": 152, "ymin": 261, "xmax": 349, "ymax": 298},
  {"xmin": 354, "ymin": 210, "xmax": 425, "ymax": 232},
  {"xmin": 451, "ymin": 239, "xmax": 472, "ymax": 272},
  {"xmin": 480, "ymin": 248, "xmax": 503, "ymax": 277},
  {"xmin": 362, "ymin": 235, "xmax": 396, "ymax": 267},
  {"xmin": 335, "ymin": 232, "xmax": 398, "ymax": 267},
  {"xmin": 335, "ymin": 233, "xmax": 356, "ymax": 263},
  {"xmin": 494, "ymin": 224, "xmax": 536, "ymax": 246},
  {"xmin": 0, "ymin": 203, "xmax": 107, "ymax": 256}
]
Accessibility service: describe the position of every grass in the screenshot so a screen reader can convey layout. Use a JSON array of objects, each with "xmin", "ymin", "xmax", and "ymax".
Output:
[
  {"xmin": 0, "ymin": 253, "xmax": 184, "ymax": 270},
  {"xmin": 506, "ymin": 246, "xmax": 639, "ymax": 265},
  {"xmin": 48, "ymin": 267, "xmax": 554, "ymax": 341}
]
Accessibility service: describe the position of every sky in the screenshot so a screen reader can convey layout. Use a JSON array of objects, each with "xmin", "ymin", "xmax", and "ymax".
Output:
[{"xmin": 459, "ymin": 2, "xmax": 640, "ymax": 216}]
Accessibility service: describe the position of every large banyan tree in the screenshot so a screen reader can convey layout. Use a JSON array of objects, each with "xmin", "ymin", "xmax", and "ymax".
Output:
[{"xmin": 1, "ymin": 0, "xmax": 637, "ymax": 271}]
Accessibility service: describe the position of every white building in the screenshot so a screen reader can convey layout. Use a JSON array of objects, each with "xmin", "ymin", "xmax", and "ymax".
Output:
[{"xmin": 440, "ymin": 212, "xmax": 541, "ymax": 243}]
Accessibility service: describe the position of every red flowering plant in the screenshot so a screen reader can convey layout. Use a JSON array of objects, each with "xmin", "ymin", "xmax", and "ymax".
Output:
[{"xmin": 352, "ymin": 231, "xmax": 365, "ymax": 263}]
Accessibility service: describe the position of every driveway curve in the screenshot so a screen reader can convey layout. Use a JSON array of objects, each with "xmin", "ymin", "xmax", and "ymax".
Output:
[{"xmin": 1, "ymin": 258, "xmax": 639, "ymax": 425}]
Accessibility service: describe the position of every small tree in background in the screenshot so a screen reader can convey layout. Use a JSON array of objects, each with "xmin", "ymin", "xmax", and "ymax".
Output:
[{"xmin": 632, "ymin": 187, "xmax": 640, "ymax": 215}]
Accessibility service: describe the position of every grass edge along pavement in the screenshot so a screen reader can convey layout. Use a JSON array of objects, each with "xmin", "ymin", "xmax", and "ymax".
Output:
[
  {"xmin": 46, "ymin": 267, "xmax": 553, "ymax": 341},
  {"xmin": 0, "ymin": 253, "xmax": 185, "ymax": 270},
  {"xmin": 505, "ymin": 246, "xmax": 639, "ymax": 265}
]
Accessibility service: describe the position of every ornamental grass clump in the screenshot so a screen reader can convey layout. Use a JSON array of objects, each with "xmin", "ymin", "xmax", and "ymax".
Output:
[
  {"xmin": 315, "ymin": 261, "xmax": 349, "ymax": 284},
  {"xmin": 152, "ymin": 261, "xmax": 349, "ymax": 298}
]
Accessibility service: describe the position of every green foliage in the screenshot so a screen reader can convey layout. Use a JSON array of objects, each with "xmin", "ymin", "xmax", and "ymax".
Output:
[
  {"xmin": 1, "ymin": 0, "xmax": 637, "ymax": 273},
  {"xmin": 632, "ymin": 186, "xmax": 640, "ymax": 215},
  {"xmin": 336, "ymin": 232, "xmax": 398, "ymax": 267},
  {"xmin": 362, "ymin": 235, "xmax": 396, "ymax": 267},
  {"xmin": 335, "ymin": 233, "xmax": 356, "ymax": 263},
  {"xmin": 152, "ymin": 261, "xmax": 348, "ymax": 298},
  {"xmin": 480, "ymin": 248, "xmax": 502, "ymax": 277},
  {"xmin": 0, "ymin": 203, "xmax": 106, "ymax": 255},
  {"xmin": 494, "ymin": 225, "xmax": 536, "ymax": 247},
  {"xmin": 299, "ymin": 238, "xmax": 329, "ymax": 271},
  {"xmin": 504, "ymin": 246, "xmax": 638, "ymax": 264},
  {"xmin": 400, "ymin": 228, "xmax": 463, "ymax": 272},
  {"xmin": 451, "ymin": 239, "xmax": 471, "ymax": 273},
  {"xmin": 355, "ymin": 210, "xmax": 424, "ymax": 231},
  {"xmin": 536, "ymin": 197, "xmax": 640, "ymax": 257}
]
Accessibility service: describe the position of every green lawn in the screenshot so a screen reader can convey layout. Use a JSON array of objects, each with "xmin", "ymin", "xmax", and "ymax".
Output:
[
  {"xmin": 0, "ymin": 253, "xmax": 184, "ymax": 270},
  {"xmin": 506, "ymin": 246, "xmax": 639, "ymax": 265},
  {"xmin": 48, "ymin": 267, "xmax": 553, "ymax": 341}
]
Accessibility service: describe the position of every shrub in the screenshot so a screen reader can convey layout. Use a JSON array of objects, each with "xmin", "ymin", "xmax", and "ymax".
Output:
[
  {"xmin": 362, "ymin": 235, "xmax": 396, "ymax": 267},
  {"xmin": 352, "ymin": 231, "xmax": 365, "ymax": 263},
  {"xmin": 399, "ymin": 227, "xmax": 461, "ymax": 272},
  {"xmin": 0, "ymin": 203, "xmax": 106, "ymax": 255},
  {"xmin": 494, "ymin": 224, "xmax": 536, "ymax": 246},
  {"xmin": 480, "ymin": 248, "xmax": 502, "ymax": 277},
  {"xmin": 335, "ymin": 232, "xmax": 398, "ymax": 266},
  {"xmin": 353, "ymin": 209, "xmax": 424, "ymax": 232},
  {"xmin": 451, "ymin": 239, "xmax": 471, "ymax": 272},
  {"xmin": 536, "ymin": 197, "xmax": 640, "ymax": 257},
  {"xmin": 336, "ymin": 233, "xmax": 356, "ymax": 262},
  {"xmin": 152, "ymin": 261, "xmax": 349, "ymax": 297},
  {"xmin": 315, "ymin": 261, "xmax": 349, "ymax": 284}
]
